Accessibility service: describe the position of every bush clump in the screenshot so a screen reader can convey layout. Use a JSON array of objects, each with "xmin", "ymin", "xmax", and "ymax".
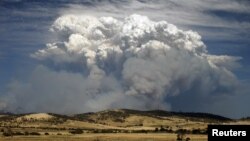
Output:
[
  {"xmin": 29, "ymin": 132, "xmax": 41, "ymax": 136},
  {"xmin": 14, "ymin": 132, "xmax": 25, "ymax": 135},
  {"xmin": 3, "ymin": 132, "xmax": 12, "ymax": 137},
  {"xmin": 69, "ymin": 129, "xmax": 83, "ymax": 134}
]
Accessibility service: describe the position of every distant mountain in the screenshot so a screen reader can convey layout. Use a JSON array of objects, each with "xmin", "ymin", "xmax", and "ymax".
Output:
[
  {"xmin": 0, "ymin": 109, "xmax": 232, "ymax": 122},
  {"xmin": 74, "ymin": 109, "xmax": 232, "ymax": 124}
]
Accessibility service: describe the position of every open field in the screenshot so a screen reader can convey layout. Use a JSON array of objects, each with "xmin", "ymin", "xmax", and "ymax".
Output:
[{"xmin": 0, "ymin": 133, "xmax": 207, "ymax": 141}]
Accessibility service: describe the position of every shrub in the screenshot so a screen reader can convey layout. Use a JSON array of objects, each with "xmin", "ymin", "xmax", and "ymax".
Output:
[
  {"xmin": 177, "ymin": 132, "xmax": 186, "ymax": 141},
  {"xmin": 14, "ymin": 132, "xmax": 24, "ymax": 135},
  {"xmin": 167, "ymin": 129, "xmax": 174, "ymax": 133},
  {"xmin": 3, "ymin": 132, "xmax": 12, "ymax": 137},
  {"xmin": 24, "ymin": 131, "xmax": 29, "ymax": 135},
  {"xmin": 3, "ymin": 128, "xmax": 12, "ymax": 137},
  {"xmin": 160, "ymin": 126, "xmax": 165, "ymax": 132},
  {"xmin": 44, "ymin": 132, "xmax": 49, "ymax": 135},
  {"xmin": 192, "ymin": 129, "xmax": 202, "ymax": 134},
  {"xmin": 176, "ymin": 129, "xmax": 188, "ymax": 134},
  {"xmin": 29, "ymin": 132, "xmax": 41, "ymax": 135},
  {"xmin": 70, "ymin": 129, "xmax": 83, "ymax": 134}
]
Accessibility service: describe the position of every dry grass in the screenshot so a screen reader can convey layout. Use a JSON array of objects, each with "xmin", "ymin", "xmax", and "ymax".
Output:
[
  {"xmin": 0, "ymin": 133, "xmax": 207, "ymax": 141},
  {"xmin": 16, "ymin": 113, "xmax": 54, "ymax": 121}
]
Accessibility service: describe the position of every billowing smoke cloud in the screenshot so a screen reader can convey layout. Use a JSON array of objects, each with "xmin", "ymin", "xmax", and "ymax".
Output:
[{"xmin": 1, "ymin": 14, "xmax": 241, "ymax": 114}]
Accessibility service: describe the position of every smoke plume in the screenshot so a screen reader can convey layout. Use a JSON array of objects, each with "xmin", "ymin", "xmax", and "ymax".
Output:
[{"xmin": 1, "ymin": 14, "xmax": 240, "ymax": 114}]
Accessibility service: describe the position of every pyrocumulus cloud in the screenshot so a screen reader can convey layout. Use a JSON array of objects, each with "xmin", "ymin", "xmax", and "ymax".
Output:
[{"xmin": 1, "ymin": 14, "xmax": 240, "ymax": 114}]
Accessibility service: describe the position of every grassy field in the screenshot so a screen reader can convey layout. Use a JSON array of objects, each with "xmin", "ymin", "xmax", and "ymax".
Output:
[
  {"xmin": 0, "ymin": 133, "xmax": 207, "ymax": 141},
  {"xmin": 1, "ymin": 109, "xmax": 248, "ymax": 141}
]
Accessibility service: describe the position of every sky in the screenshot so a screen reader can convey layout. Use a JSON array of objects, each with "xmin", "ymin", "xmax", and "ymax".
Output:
[{"xmin": 0, "ymin": 0, "xmax": 250, "ymax": 118}]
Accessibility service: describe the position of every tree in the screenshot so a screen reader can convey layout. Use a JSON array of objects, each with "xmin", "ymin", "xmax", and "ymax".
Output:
[
  {"xmin": 3, "ymin": 128, "xmax": 13, "ymax": 137},
  {"xmin": 176, "ymin": 132, "xmax": 186, "ymax": 141},
  {"xmin": 69, "ymin": 128, "xmax": 83, "ymax": 134}
]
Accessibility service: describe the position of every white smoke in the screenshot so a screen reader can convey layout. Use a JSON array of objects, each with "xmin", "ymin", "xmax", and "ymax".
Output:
[{"xmin": 2, "ymin": 14, "xmax": 241, "ymax": 114}]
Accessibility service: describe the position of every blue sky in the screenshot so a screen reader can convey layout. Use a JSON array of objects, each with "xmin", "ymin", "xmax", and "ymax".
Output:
[{"xmin": 0, "ymin": 0, "xmax": 250, "ymax": 118}]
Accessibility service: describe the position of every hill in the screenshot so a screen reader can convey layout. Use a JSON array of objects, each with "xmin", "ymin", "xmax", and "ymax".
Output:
[
  {"xmin": 0, "ymin": 109, "xmax": 247, "ymax": 133},
  {"xmin": 0, "ymin": 109, "xmax": 249, "ymax": 141},
  {"xmin": 74, "ymin": 109, "xmax": 231, "ymax": 123}
]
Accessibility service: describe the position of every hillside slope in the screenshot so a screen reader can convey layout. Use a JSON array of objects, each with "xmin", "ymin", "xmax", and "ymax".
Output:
[{"xmin": 0, "ymin": 109, "xmax": 245, "ymax": 133}]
